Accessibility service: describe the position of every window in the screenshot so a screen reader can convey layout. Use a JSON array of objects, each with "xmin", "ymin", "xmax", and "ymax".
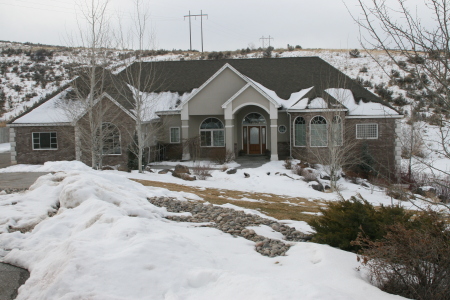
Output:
[
  {"xmin": 294, "ymin": 117, "xmax": 306, "ymax": 146},
  {"xmin": 33, "ymin": 132, "xmax": 57, "ymax": 150},
  {"xmin": 310, "ymin": 116, "xmax": 327, "ymax": 147},
  {"xmin": 200, "ymin": 118, "xmax": 225, "ymax": 147},
  {"xmin": 278, "ymin": 125, "xmax": 287, "ymax": 134},
  {"xmin": 170, "ymin": 127, "xmax": 180, "ymax": 143},
  {"xmin": 102, "ymin": 123, "xmax": 121, "ymax": 155},
  {"xmin": 331, "ymin": 116, "xmax": 343, "ymax": 146},
  {"xmin": 356, "ymin": 123, "xmax": 378, "ymax": 139},
  {"xmin": 243, "ymin": 113, "xmax": 266, "ymax": 125}
]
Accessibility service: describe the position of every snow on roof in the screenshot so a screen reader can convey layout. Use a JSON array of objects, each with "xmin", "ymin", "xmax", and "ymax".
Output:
[
  {"xmin": 13, "ymin": 89, "xmax": 80, "ymax": 124},
  {"xmin": 140, "ymin": 88, "xmax": 198, "ymax": 121},
  {"xmin": 247, "ymin": 77, "xmax": 313, "ymax": 109},
  {"xmin": 308, "ymin": 98, "xmax": 328, "ymax": 109},
  {"xmin": 325, "ymin": 88, "xmax": 399, "ymax": 116}
]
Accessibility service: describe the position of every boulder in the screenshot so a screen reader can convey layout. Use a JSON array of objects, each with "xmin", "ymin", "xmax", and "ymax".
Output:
[
  {"xmin": 174, "ymin": 164, "xmax": 190, "ymax": 174},
  {"xmin": 310, "ymin": 181, "xmax": 324, "ymax": 192},
  {"xmin": 226, "ymin": 168, "xmax": 237, "ymax": 174},
  {"xmin": 244, "ymin": 172, "xmax": 250, "ymax": 178},
  {"xmin": 158, "ymin": 169, "xmax": 171, "ymax": 174}
]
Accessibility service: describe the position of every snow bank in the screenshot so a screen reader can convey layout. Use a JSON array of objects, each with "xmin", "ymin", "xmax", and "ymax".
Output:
[
  {"xmin": 0, "ymin": 161, "xmax": 92, "ymax": 173},
  {"xmin": 0, "ymin": 170, "xmax": 405, "ymax": 299}
]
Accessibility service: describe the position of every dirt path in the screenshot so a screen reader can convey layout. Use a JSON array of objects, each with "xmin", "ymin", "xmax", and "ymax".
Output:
[{"xmin": 132, "ymin": 179, "xmax": 326, "ymax": 222}]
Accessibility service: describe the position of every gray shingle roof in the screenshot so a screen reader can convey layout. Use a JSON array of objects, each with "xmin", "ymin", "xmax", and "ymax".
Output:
[{"xmin": 121, "ymin": 57, "xmax": 380, "ymax": 102}]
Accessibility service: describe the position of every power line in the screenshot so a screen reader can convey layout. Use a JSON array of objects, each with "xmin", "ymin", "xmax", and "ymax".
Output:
[
  {"xmin": 184, "ymin": 10, "xmax": 208, "ymax": 52},
  {"xmin": 259, "ymin": 36, "xmax": 274, "ymax": 48}
]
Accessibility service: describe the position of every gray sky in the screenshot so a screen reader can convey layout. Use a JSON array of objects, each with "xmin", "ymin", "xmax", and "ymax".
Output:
[{"xmin": 0, "ymin": 0, "xmax": 431, "ymax": 51}]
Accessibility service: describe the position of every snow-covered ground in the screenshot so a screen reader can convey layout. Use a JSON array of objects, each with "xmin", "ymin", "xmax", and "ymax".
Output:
[
  {"xmin": 0, "ymin": 167, "xmax": 407, "ymax": 300},
  {"xmin": 0, "ymin": 143, "xmax": 10, "ymax": 153},
  {"xmin": 0, "ymin": 160, "xmax": 430, "ymax": 211}
]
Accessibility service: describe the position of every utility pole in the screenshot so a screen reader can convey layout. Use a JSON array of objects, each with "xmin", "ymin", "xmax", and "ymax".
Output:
[
  {"xmin": 184, "ymin": 11, "xmax": 208, "ymax": 52},
  {"xmin": 259, "ymin": 36, "xmax": 274, "ymax": 48}
]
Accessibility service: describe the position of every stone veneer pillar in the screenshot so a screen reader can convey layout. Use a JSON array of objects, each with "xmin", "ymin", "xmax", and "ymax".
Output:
[{"xmin": 9, "ymin": 127, "xmax": 17, "ymax": 165}]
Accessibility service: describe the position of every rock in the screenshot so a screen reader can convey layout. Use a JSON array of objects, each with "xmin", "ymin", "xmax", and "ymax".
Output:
[
  {"xmin": 174, "ymin": 164, "xmax": 190, "ymax": 174},
  {"xmin": 244, "ymin": 172, "xmax": 250, "ymax": 178},
  {"xmin": 172, "ymin": 172, "xmax": 196, "ymax": 181},
  {"xmin": 144, "ymin": 165, "xmax": 154, "ymax": 172},
  {"xmin": 320, "ymin": 175, "xmax": 331, "ymax": 180},
  {"xmin": 147, "ymin": 197, "xmax": 304, "ymax": 257},
  {"xmin": 226, "ymin": 168, "xmax": 237, "ymax": 174},
  {"xmin": 102, "ymin": 165, "xmax": 115, "ymax": 171},
  {"xmin": 158, "ymin": 169, "xmax": 171, "ymax": 174},
  {"xmin": 310, "ymin": 181, "xmax": 324, "ymax": 192},
  {"xmin": 266, "ymin": 172, "xmax": 270, "ymax": 175}
]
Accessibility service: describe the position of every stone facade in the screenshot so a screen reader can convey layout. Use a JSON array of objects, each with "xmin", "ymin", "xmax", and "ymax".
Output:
[
  {"xmin": 75, "ymin": 97, "xmax": 136, "ymax": 170},
  {"xmin": 13, "ymin": 125, "xmax": 76, "ymax": 164}
]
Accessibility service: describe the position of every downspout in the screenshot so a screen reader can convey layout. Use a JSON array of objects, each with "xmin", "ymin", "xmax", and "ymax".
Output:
[{"xmin": 287, "ymin": 110, "xmax": 292, "ymax": 158}]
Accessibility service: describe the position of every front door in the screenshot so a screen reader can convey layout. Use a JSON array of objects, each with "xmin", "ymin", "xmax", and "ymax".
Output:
[
  {"xmin": 249, "ymin": 126, "xmax": 260, "ymax": 154},
  {"xmin": 243, "ymin": 126, "xmax": 266, "ymax": 154}
]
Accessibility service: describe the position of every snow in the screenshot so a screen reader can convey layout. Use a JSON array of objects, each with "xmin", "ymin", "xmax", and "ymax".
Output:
[
  {"xmin": 326, "ymin": 88, "xmax": 399, "ymax": 116},
  {"xmin": 0, "ymin": 168, "xmax": 406, "ymax": 299},
  {"xmin": 0, "ymin": 143, "xmax": 10, "ymax": 153},
  {"xmin": 12, "ymin": 89, "xmax": 77, "ymax": 124}
]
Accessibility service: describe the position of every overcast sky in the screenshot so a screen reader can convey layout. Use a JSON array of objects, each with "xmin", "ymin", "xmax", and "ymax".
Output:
[{"xmin": 0, "ymin": 0, "xmax": 431, "ymax": 51}]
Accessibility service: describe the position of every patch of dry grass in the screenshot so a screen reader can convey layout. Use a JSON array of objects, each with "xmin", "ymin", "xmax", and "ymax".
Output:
[{"xmin": 132, "ymin": 179, "xmax": 325, "ymax": 222}]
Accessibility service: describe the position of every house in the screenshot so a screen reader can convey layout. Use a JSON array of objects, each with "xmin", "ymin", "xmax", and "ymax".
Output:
[{"xmin": 8, "ymin": 57, "xmax": 402, "ymax": 176}]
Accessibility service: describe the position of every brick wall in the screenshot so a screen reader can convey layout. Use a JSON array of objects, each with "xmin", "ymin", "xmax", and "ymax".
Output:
[{"xmin": 14, "ymin": 125, "xmax": 76, "ymax": 164}]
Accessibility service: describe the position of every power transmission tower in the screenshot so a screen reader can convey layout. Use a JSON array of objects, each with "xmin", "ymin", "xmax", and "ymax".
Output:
[
  {"xmin": 259, "ymin": 36, "xmax": 274, "ymax": 48},
  {"xmin": 184, "ymin": 10, "xmax": 208, "ymax": 52}
]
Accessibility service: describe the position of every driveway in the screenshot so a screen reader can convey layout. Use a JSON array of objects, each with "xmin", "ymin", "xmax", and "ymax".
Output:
[{"xmin": 0, "ymin": 263, "xmax": 30, "ymax": 300}]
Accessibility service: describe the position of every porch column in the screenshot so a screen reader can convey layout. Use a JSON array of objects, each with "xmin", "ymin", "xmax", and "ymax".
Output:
[
  {"xmin": 270, "ymin": 119, "xmax": 278, "ymax": 161},
  {"xmin": 181, "ymin": 105, "xmax": 190, "ymax": 160},
  {"xmin": 225, "ymin": 119, "xmax": 233, "ymax": 155},
  {"xmin": 181, "ymin": 120, "xmax": 190, "ymax": 160}
]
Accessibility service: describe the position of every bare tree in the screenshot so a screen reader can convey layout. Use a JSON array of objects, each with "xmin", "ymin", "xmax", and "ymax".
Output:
[
  {"xmin": 347, "ymin": 0, "xmax": 450, "ymax": 208},
  {"xmin": 115, "ymin": 0, "xmax": 167, "ymax": 172},
  {"xmin": 62, "ymin": 0, "xmax": 115, "ymax": 169}
]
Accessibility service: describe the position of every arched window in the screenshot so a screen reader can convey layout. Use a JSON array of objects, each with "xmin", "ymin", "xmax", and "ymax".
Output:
[
  {"xmin": 200, "ymin": 118, "xmax": 225, "ymax": 147},
  {"xmin": 243, "ymin": 113, "xmax": 266, "ymax": 125},
  {"xmin": 331, "ymin": 115, "xmax": 342, "ymax": 146},
  {"xmin": 310, "ymin": 116, "xmax": 327, "ymax": 147},
  {"xmin": 102, "ymin": 123, "xmax": 121, "ymax": 154},
  {"xmin": 294, "ymin": 117, "xmax": 306, "ymax": 146}
]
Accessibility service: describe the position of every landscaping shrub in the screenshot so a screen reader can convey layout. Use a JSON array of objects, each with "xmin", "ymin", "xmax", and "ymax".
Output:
[
  {"xmin": 283, "ymin": 158, "xmax": 292, "ymax": 170},
  {"xmin": 349, "ymin": 49, "xmax": 361, "ymax": 58},
  {"xmin": 354, "ymin": 210, "xmax": 450, "ymax": 300},
  {"xmin": 192, "ymin": 163, "xmax": 212, "ymax": 180},
  {"xmin": 308, "ymin": 195, "xmax": 414, "ymax": 252},
  {"xmin": 209, "ymin": 148, "xmax": 234, "ymax": 164}
]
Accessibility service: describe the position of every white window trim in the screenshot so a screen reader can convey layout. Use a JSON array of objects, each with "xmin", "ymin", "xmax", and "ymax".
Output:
[
  {"xmin": 356, "ymin": 123, "xmax": 379, "ymax": 139},
  {"xmin": 310, "ymin": 115, "xmax": 328, "ymax": 148},
  {"xmin": 199, "ymin": 117, "xmax": 225, "ymax": 147},
  {"xmin": 278, "ymin": 125, "xmax": 287, "ymax": 134},
  {"xmin": 293, "ymin": 117, "xmax": 307, "ymax": 147},
  {"xmin": 32, "ymin": 132, "xmax": 58, "ymax": 150},
  {"xmin": 170, "ymin": 127, "xmax": 180, "ymax": 144}
]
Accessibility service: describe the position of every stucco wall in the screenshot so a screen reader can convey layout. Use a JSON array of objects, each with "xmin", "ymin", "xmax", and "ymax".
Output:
[
  {"xmin": 231, "ymin": 86, "xmax": 270, "ymax": 113},
  {"xmin": 188, "ymin": 68, "xmax": 246, "ymax": 115},
  {"xmin": 14, "ymin": 125, "xmax": 76, "ymax": 164}
]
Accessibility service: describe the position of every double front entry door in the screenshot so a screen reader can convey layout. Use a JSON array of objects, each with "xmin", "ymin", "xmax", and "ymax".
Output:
[{"xmin": 243, "ymin": 126, "xmax": 266, "ymax": 154}]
